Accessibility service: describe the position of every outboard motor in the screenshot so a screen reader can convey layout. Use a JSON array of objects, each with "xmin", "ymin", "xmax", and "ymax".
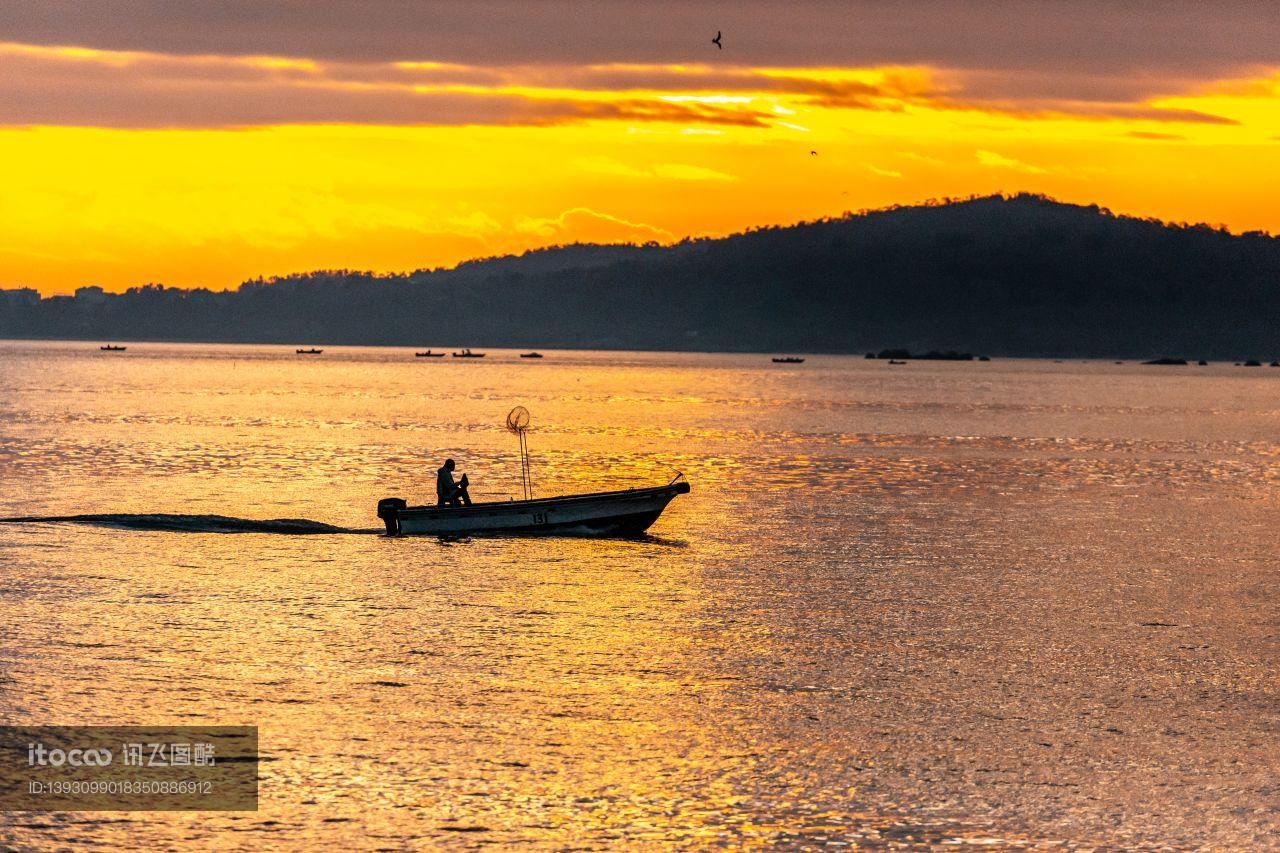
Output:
[{"xmin": 376, "ymin": 497, "xmax": 406, "ymax": 535}]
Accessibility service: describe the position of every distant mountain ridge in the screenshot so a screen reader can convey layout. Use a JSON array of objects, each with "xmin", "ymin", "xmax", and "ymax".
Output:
[{"xmin": 4, "ymin": 193, "xmax": 1280, "ymax": 358}]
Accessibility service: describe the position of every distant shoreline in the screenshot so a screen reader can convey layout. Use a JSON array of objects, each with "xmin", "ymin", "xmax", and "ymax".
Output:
[
  {"xmin": 5, "ymin": 337, "xmax": 1279, "ymax": 367},
  {"xmin": 5, "ymin": 195, "xmax": 1279, "ymax": 360}
]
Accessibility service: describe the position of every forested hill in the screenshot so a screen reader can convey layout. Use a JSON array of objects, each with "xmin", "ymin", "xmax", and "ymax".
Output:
[{"xmin": 6, "ymin": 193, "xmax": 1280, "ymax": 358}]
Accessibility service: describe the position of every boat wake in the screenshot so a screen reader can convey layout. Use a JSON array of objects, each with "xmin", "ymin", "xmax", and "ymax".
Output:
[{"xmin": 0, "ymin": 513, "xmax": 380, "ymax": 535}]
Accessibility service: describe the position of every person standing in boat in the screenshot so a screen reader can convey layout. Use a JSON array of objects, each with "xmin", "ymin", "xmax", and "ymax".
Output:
[{"xmin": 436, "ymin": 458, "xmax": 471, "ymax": 506}]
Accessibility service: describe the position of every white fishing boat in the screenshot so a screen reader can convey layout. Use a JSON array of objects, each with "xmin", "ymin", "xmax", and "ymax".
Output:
[
  {"xmin": 377, "ymin": 477, "xmax": 689, "ymax": 537},
  {"xmin": 376, "ymin": 406, "xmax": 689, "ymax": 537}
]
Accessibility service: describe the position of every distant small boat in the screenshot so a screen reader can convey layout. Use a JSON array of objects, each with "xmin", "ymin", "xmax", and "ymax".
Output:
[
  {"xmin": 100, "ymin": 345, "xmax": 127, "ymax": 351},
  {"xmin": 772, "ymin": 357, "xmax": 805, "ymax": 364},
  {"xmin": 452, "ymin": 349, "xmax": 485, "ymax": 358},
  {"xmin": 415, "ymin": 350, "xmax": 446, "ymax": 357},
  {"xmin": 888, "ymin": 359, "xmax": 907, "ymax": 365},
  {"xmin": 296, "ymin": 348, "xmax": 323, "ymax": 355},
  {"xmin": 520, "ymin": 352, "xmax": 544, "ymax": 359}
]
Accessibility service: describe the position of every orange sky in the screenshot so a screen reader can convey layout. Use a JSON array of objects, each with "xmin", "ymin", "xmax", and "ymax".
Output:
[{"xmin": 0, "ymin": 4, "xmax": 1278, "ymax": 294}]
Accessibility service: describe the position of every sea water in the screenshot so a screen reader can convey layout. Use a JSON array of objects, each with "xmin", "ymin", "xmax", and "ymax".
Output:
[{"xmin": 0, "ymin": 341, "xmax": 1275, "ymax": 849}]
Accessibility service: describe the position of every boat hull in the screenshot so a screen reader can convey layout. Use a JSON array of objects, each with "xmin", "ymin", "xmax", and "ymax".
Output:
[{"xmin": 378, "ymin": 482, "xmax": 689, "ymax": 538}]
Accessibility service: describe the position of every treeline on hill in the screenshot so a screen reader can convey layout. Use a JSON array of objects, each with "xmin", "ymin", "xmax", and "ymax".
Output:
[{"xmin": 4, "ymin": 193, "xmax": 1280, "ymax": 358}]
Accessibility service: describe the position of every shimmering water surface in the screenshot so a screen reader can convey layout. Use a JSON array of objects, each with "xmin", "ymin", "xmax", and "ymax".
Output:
[{"xmin": 0, "ymin": 341, "xmax": 1276, "ymax": 850}]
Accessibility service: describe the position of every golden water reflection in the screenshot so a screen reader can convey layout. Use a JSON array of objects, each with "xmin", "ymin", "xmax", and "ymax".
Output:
[{"xmin": 1, "ymin": 343, "xmax": 1276, "ymax": 848}]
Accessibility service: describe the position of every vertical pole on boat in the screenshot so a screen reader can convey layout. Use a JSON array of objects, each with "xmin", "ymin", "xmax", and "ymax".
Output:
[
  {"xmin": 517, "ymin": 427, "xmax": 526, "ymax": 500},
  {"xmin": 519, "ymin": 425, "xmax": 529, "ymax": 499}
]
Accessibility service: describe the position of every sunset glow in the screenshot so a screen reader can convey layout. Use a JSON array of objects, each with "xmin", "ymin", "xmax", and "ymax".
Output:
[{"xmin": 2, "ymin": 7, "xmax": 1279, "ymax": 294}]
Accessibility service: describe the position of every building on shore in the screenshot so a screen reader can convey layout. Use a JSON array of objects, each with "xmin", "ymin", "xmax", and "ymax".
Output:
[{"xmin": 0, "ymin": 287, "xmax": 40, "ymax": 307}]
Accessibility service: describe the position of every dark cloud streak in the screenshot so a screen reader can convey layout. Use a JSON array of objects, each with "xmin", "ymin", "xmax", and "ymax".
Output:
[
  {"xmin": 0, "ymin": 0, "xmax": 1276, "ymax": 77},
  {"xmin": 0, "ymin": 74, "xmax": 775, "ymax": 130}
]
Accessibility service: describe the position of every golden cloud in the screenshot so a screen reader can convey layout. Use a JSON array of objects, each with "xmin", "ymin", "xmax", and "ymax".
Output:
[{"xmin": 0, "ymin": 41, "xmax": 1256, "ymax": 130}]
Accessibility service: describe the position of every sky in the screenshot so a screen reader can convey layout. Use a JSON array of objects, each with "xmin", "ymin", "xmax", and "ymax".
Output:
[{"xmin": 1, "ymin": 1, "xmax": 1278, "ymax": 294}]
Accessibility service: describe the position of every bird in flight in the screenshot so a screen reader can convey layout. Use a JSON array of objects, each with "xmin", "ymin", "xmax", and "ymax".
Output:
[
  {"xmin": 810, "ymin": 150, "xmax": 818, "ymax": 156},
  {"xmin": 712, "ymin": 30, "xmax": 722, "ymax": 49}
]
